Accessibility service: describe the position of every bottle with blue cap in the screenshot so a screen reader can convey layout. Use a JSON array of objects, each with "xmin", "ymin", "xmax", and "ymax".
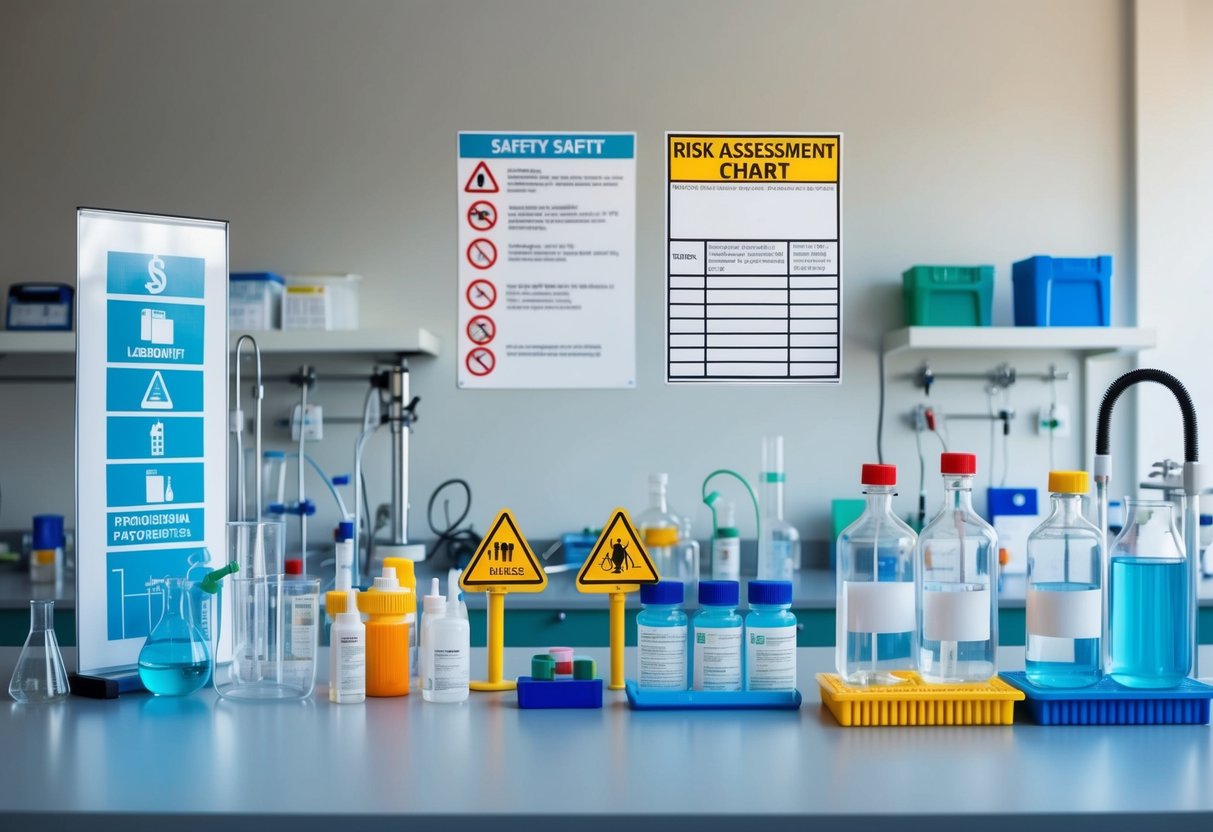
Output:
[
  {"xmin": 636, "ymin": 581, "xmax": 687, "ymax": 690},
  {"xmin": 745, "ymin": 580, "xmax": 797, "ymax": 691},
  {"xmin": 692, "ymin": 580, "xmax": 742, "ymax": 691},
  {"xmin": 29, "ymin": 514, "xmax": 65, "ymax": 584}
]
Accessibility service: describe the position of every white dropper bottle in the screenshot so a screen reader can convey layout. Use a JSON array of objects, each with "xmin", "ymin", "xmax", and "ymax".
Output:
[{"xmin": 422, "ymin": 578, "xmax": 470, "ymax": 703}]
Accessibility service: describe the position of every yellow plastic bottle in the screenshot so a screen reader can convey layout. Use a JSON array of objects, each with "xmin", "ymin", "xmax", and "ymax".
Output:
[
  {"xmin": 384, "ymin": 557, "xmax": 419, "ymax": 673},
  {"xmin": 357, "ymin": 566, "xmax": 411, "ymax": 697}
]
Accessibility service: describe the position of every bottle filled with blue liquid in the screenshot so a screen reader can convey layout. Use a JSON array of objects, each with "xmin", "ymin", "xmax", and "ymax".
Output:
[
  {"xmin": 692, "ymin": 581, "xmax": 742, "ymax": 691},
  {"xmin": 1025, "ymin": 471, "xmax": 1103, "ymax": 688},
  {"xmin": 138, "ymin": 577, "xmax": 212, "ymax": 696},
  {"xmin": 636, "ymin": 581, "xmax": 688, "ymax": 690},
  {"xmin": 1108, "ymin": 499, "xmax": 1192, "ymax": 689}
]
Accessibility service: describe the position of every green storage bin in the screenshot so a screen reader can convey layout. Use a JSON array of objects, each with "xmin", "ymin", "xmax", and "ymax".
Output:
[{"xmin": 902, "ymin": 265, "xmax": 994, "ymax": 326}]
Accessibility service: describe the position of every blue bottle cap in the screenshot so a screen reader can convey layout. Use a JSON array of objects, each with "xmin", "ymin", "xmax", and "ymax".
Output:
[
  {"xmin": 748, "ymin": 579, "xmax": 793, "ymax": 606},
  {"xmin": 1201, "ymin": 514, "xmax": 1213, "ymax": 527},
  {"xmin": 640, "ymin": 581, "xmax": 684, "ymax": 605},
  {"xmin": 698, "ymin": 580, "xmax": 739, "ymax": 607},
  {"xmin": 32, "ymin": 514, "xmax": 64, "ymax": 549},
  {"xmin": 338, "ymin": 520, "xmax": 355, "ymax": 541}
]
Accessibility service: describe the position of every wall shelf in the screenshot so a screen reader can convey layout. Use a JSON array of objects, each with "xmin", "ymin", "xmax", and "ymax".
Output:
[
  {"xmin": 883, "ymin": 326, "xmax": 1156, "ymax": 358},
  {"xmin": 0, "ymin": 328, "xmax": 440, "ymax": 358}
]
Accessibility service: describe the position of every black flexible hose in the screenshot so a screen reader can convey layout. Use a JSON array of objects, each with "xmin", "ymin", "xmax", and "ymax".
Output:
[{"xmin": 1094, "ymin": 368, "xmax": 1198, "ymax": 462}]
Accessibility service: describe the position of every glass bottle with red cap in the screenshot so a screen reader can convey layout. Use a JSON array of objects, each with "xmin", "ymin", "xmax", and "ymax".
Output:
[
  {"xmin": 835, "ymin": 463, "xmax": 917, "ymax": 685},
  {"xmin": 916, "ymin": 452, "xmax": 999, "ymax": 683}
]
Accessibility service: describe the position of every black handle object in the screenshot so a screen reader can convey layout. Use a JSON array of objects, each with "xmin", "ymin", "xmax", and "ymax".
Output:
[{"xmin": 1095, "ymin": 368, "xmax": 1198, "ymax": 464}]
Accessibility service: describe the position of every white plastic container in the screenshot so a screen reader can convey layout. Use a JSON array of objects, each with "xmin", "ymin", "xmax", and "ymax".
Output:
[
  {"xmin": 229, "ymin": 272, "xmax": 284, "ymax": 330},
  {"xmin": 282, "ymin": 273, "xmax": 361, "ymax": 330},
  {"xmin": 420, "ymin": 579, "xmax": 469, "ymax": 703},
  {"xmin": 330, "ymin": 609, "xmax": 366, "ymax": 704}
]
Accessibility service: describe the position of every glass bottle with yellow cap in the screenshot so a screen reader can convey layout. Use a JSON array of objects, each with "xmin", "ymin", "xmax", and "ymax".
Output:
[
  {"xmin": 1025, "ymin": 470, "xmax": 1103, "ymax": 688},
  {"xmin": 635, "ymin": 473, "xmax": 681, "ymax": 581}
]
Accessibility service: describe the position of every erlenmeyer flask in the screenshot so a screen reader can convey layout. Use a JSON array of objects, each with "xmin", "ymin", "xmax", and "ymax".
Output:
[
  {"xmin": 9, "ymin": 599, "xmax": 70, "ymax": 703},
  {"xmin": 138, "ymin": 578, "xmax": 212, "ymax": 696}
]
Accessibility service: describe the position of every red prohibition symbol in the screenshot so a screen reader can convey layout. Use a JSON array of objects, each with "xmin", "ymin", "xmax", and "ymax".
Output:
[
  {"xmin": 467, "ymin": 238, "xmax": 497, "ymax": 270},
  {"xmin": 467, "ymin": 201, "xmax": 497, "ymax": 231},
  {"xmin": 466, "ymin": 315, "xmax": 496, "ymax": 345},
  {"xmin": 465, "ymin": 279, "xmax": 497, "ymax": 310},
  {"xmin": 465, "ymin": 347, "xmax": 496, "ymax": 377}
]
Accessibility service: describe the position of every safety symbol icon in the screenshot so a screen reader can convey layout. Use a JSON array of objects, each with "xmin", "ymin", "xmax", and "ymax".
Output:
[
  {"xmin": 576, "ymin": 508, "xmax": 660, "ymax": 593},
  {"xmin": 460, "ymin": 509, "xmax": 547, "ymax": 592}
]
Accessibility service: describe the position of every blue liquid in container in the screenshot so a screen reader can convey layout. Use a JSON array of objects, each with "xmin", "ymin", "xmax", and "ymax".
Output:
[
  {"xmin": 1025, "ymin": 582, "xmax": 1101, "ymax": 688},
  {"xmin": 138, "ymin": 640, "xmax": 211, "ymax": 695},
  {"xmin": 1110, "ymin": 557, "xmax": 1190, "ymax": 689}
]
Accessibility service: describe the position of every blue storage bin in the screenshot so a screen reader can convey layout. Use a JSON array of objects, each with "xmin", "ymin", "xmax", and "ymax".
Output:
[{"xmin": 1012, "ymin": 255, "xmax": 1111, "ymax": 327}]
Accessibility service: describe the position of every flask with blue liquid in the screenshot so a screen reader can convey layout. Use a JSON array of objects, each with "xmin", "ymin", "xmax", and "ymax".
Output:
[{"xmin": 138, "ymin": 577, "xmax": 212, "ymax": 696}]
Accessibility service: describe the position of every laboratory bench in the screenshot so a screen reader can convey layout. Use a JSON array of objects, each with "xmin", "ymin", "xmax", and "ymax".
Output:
[
  {"xmin": 2, "ymin": 645, "xmax": 1212, "ymax": 831},
  {"xmin": 5, "ymin": 564, "xmax": 1213, "ymax": 648}
]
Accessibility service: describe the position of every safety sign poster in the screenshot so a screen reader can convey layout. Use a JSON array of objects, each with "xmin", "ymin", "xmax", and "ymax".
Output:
[
  {"xmin": 666, "ymin": 132, "xmax": 842, "ymax": 383},
  {"xmin": 76, "ymin": 209, "xmax": 228, "ymax": 674},
  {"xmin": 457, "ymin": 132, "xmax": 636, "ymax": 389}
]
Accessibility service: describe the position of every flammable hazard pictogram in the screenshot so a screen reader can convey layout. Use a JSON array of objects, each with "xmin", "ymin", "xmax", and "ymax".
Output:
[
  {"xmin": 460, "ymin": 509, "xmax": 547, "ymax": 592},
  {"xmin": 464, "ymin": 161, "xmax": 500, "ymax": 193},
  {"xmin": 576, "ymin": 507, "xmax": 661, "ymax": 593}
]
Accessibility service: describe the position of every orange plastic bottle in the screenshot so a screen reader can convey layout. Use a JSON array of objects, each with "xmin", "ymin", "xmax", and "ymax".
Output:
[{"xmin": 357, "ymin": 567, "xmax": 411, "ymax": 696}]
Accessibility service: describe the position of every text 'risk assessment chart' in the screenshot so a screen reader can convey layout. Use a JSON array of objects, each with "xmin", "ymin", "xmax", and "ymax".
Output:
[{"xmin": 665, "ymin": 133, "xmax": 842, "ymax": 383}]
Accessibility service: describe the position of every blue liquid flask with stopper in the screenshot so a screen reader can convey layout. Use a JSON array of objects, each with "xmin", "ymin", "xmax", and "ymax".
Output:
[
  {"xmin": 1108, "ymin": 499, "xmax": 1192, "ymax": 689},
  {"xmin": 1025, "ymin": 471, "xmax": 1103, "ymax": 688},
  {"xmin": 138, "ymin": 577, "xmax": 212, "ymax": 696}
]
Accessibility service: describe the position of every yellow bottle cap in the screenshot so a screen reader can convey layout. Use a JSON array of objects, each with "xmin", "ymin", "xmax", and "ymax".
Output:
[
  {"xmin": 325, "ymin": 589, "xmax": 349, "ymax": 616},
  {"xmin": 357, "ymin": 587, "xmax": 413, "ymax": 616},
  {"xmin": 383, "ymin": 557, "xmax": 418, "ymax": 614},
  {"xmin": 1048, "ymin": 470, "xmax": 1089, "ymax": 494}
]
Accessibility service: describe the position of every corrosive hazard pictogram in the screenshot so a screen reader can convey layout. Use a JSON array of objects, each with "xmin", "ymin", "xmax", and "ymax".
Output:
[
  {"xmin": 460, "ymin": 509, "xmax": 547, "ymax": 591},
  {"xmin": 576, "ymin": 508, "xmax": 661, "ymax": 592},
  {"xmin": 467, "ymin": 200, "xmax": 497, "ymax": 231},
  {"xmin": 467, "ymin": 238, "xmax": 497, "ymax": 270},
  {"xmin": 465, "ymin": 347, "xmax": 496, "ymax": 376},
  {"xmin": 464, "ymin": 162, "xmax": 499, "ymax": 193}
]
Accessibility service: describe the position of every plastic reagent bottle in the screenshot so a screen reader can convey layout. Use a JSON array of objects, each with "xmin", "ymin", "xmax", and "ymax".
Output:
[
  {"xmin": 636, "ymin": 581, "xmax": 688, "ymax": 690},
  {"xmin": 916, "ymin": 452, "xmax": 998, "ymax": 683},
  {"xmin": 692, "ymin": 580, "xmax": 743, "ymax": 691},
  {"xmin": 421, "ymin": 579, "xmax": 470, "ymax": 703},
  {"xmin": 330, "ymin": 608, "xmax": 366, "ymax": 704},
  {"xmin": 745, "ymin": 580, "xmax": 797, "ymax": 691},
  {"xmin": 635, "ymin": 473, "xmax": 681, "ymax": 581},
  {"xmin": 1025, "ymin": 471, "xmax": 1103, "ymax": 688},
  {"xmin": 711, "ymin": 500, "xmax": 741, "ymax": 581},
  {"xmin": 757, "ymin": 436, "xmax": 800, "ymax": 580},
  {"xmin": 836, "ymin": 463, "xmax": 917, "ymax": 686},
  {"xmin": 356, "ymin": 566, "xmax": 411, "ymax": 697}
]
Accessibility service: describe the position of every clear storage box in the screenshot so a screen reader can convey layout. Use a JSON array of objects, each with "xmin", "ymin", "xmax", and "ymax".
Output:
[{"xmin": 282, "ymin": 273, "xmax": 361, "ymax": 330}]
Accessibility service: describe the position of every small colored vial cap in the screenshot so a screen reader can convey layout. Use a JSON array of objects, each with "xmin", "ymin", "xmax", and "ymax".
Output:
[
  {"xmin": 1048, "ymin": 470, "xmax": 1089, "ymax": 494},
  {"xmin": 337, "ymin": 520, "xmax": 355, "ymax": 541},
  {"xmin": 1202, "ymin": 515, "xmax": 1213, "ymax": 527},
  {"xmin": 861, "ymin": 463, "xmax": 896, "ymax": 486},
  {"xmin": 698, "ymin": 580, "xmax": 739, "ymax": 607},
  {"xmin": 572, "ymin": 657, "xmax": 596, "ymax": 680},
  {"xmin": 748, "ymin": 579, "xmax": 793, "ymax": 606},
  {"xmin": 32, "ymin": 514, "xmax": 65, "ymax": 549},
  {"xmin": 941, "ymin": 452, "xmax": 977, "ymax": 475},
  {"xmin": 531, "ymin": 654, "xmax": 556, "ymax": 681},
  {"xmin": 284, "ymin": 558, "xmax": 303, "ymax": 575},
  {"xmin": 640, "ymin": 580, "xmax": 684, "ymax": 605}
]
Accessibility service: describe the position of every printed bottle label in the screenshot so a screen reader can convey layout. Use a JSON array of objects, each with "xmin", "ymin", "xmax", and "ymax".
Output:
[
  {"xmin": 430, "ymin": 646, "xmax": 470, "ymax": 692},
  {"xmin": 693, "ymin": 627, "xmax": 741, "ymax": 691},
  {"xmin": 923, "ymin": 588, "xmax": 991, "ymax": 642},
  {"xmin": 334, "ymin": 634, "xmax": 365, "ymax": 702},
  {"xmin": 845, "ymin": 581, "xmax": 915, "ymax": 633},
  {"xmin": 746, "ymin": 625, "xmax": 797, "ymax": 690},
  {"xmin": 638, "ymin": 623, "xmax": 687, "ymax": 689},
  {"xmin": 1027, "ymin": 587, "xmax": 1101, "ymax": 639}
]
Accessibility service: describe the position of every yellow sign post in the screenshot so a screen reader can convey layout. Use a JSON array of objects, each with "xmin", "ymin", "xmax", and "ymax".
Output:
[
  {"xmin": 460, "ymin": 509, "xmax": 547, "ymax": 692},
  {"xmin": 576, "ymin": 507, "xmax": 660, "ymax": 690}
]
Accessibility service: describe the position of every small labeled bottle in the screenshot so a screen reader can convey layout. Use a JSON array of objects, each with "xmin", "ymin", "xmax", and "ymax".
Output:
[
  {"xmin": 1025, "ymin": 471, "xmax": 1103, "ymax": 688},
  {"xmin": 420, "ymin": 580, "xmax": 470, "ymax": 703},
  {"xmin": 692, "ymin": 580, "xmax": 742, "ymax": 691},
  {"xmin": 636, "ymin": 581, "xmax": 687, "ymax": 690},
  {"xmin": 711, "ymin": 501, "xmax": 741, "ymax": 581},
  {"xmin": 757, "ymin": 437, "xmax": 800, "ymax": 580},
  {"xmin": 745, "ymin": 580, "xmax": 797, "ymax": 691},
  {"xmin": 835, "ymin": 463, "xmax": 917, "ymax": 685},
  {"xmin": 330, "ymin": 608, "xmax": 366, "ymax": 704},
  {"xmin": 29, "ymin": 514, "xmax": 64, "ymax": 585},
  {"xmin": 357, "ymin": 566, "xmax": 411, "ymax": 697},
  {"xmin": 917, "ymin": 453, "xmax": 998, "ymax": 683}
]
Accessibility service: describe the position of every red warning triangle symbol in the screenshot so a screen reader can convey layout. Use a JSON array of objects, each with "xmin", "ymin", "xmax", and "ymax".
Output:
[{"xmin": 464, "ymin": 161, "xmax": 500, "ymax": 193}]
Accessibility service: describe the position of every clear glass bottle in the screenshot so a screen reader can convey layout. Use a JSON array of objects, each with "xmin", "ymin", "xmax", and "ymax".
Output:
[
  {"xmin": 138, "ymin": 578, "xmax": 212, "ymax": 696},
  {"xmin": 757, "ymin": 436, "xmax": 799, "ymax": 580},
  {"xmin": 636, "ymin": 581, "xmax": 687, "ymax": 690},
  {"xmin": 916, "ymin": 452, "xmax": 998, "ymax": 683},
  {"xmin": 8, "ymin": 599, "xmax": 70, "ymax": 703},
  {"xmin": 1108, "ymin": 499, "xmax": 1191, "ymax": 689},
  {"xmin": 711, "ymin": 500, "xmax": 741, "ymax": 581},
  {"xmin": 836, "ymin": 464, "xmax": 917, "ymax": 685},
  {"xmin": 745, "ymin": 580, "xmax": 797, "ymax": 691},
  {"xmin": 674, "ymin": 516, "xmax": 701, "ymax": 599},
  {"xmin": 692, "ymin": 580, "xmax": 742, "ymax": 691},
  {"xmin": 1025, "ymin": 471, "xmax": 1103, "ymax": 688},
  {"xmin": 635, "ymin": 473, "xmax": 681, "ymax": 581}
]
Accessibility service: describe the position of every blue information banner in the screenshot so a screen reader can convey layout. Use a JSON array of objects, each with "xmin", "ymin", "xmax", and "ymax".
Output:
[
  {"xmin": 106, "ymin": 301, "xmax": 205, "ymax": 365},
  {"xmin": 459, "ymin": 133, "xmax": 635, "ymax": 159},
  {"xmin": 107, "ymin": 416, "xmax": 204, "ymax": 460},
  {"xmin": 107, "ymin": 251, "xmax": 205, "ymax": 299},
  {"xmin": 105, "ymin": 462, "xmax": 205, "ymax": 508},
  {"xmin": 105, "ymin": 548, "xmax": 209, "ymax": 641},
  {"xmin": 106, "ymin": 367, "xmax": 203, "ymax": 413},
  {"xmin": 107, "ymin": 508, "xmax": 205, "ymax": 548}
]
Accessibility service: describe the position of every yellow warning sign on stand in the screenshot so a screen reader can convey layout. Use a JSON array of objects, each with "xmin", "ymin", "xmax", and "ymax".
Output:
[
  {"xmin": 576, "ymin": 507, "xmax": 661, "ymax": 593},
  {"xmin": 460, "ymin": 509, "xmax": 547, "ymax": 592}
]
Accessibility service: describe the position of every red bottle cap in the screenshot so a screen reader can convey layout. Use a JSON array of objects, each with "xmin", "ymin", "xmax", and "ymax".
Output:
[
  {"xmin": 861, "ymin": 464, "xmax": 897, "ymax": 486},
  {"xmin": 941, "ymin": 452, "xmax": 977, "ymax": 475},
  {"xmin": 284, "ymin": 558, "xmax": 303, "ymax": 575}
]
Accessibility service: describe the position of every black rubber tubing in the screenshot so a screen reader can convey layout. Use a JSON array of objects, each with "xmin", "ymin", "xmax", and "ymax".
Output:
[{"xmin": 1094, "ymin": 368, "xmax": 1198, "ymax": 462}]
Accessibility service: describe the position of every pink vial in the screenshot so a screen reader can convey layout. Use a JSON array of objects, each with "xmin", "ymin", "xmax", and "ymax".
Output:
[{"xmin": 548, "ymin": 646, "xmax": 574, "ymax": 675}]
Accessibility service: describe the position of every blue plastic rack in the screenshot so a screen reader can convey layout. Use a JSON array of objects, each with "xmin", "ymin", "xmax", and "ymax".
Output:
[{"xmin": 1000, "ymin": 672, "xmax": 1213, "ymax": 726}]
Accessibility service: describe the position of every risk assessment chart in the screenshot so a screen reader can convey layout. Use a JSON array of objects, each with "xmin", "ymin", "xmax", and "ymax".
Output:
[{"xmin": 665, "ymin": 133, "xmax": 842, "ymax": 383}]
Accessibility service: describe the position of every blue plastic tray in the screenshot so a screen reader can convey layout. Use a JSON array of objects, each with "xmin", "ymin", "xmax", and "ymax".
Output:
[
  {"xmin": 625, "ymin": 680, "xmax": 801, "ymax": 710},
  {"xmin": 1000, "ymin": 672, "xmax": 1213, "ymax": 725},
  {"xmin": 516, "ymin": 676, "xmax": 603, "ymax": 709}
]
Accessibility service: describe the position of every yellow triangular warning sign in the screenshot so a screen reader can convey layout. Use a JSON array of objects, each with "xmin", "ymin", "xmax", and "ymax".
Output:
[
  {"xmin": 464, "ymin": 161, "xmax": 499, "ymax": 193},
  {"xmin": 460, "ymin": 509, "xmax": 547, "ymax": 592},
  {"xmin": 576, "ymin": 508, "xmax": 660, "ymax": 594}
]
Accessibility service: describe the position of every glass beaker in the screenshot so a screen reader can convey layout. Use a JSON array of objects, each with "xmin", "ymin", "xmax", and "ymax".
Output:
[
  {"xmin": 138, "ymin": 578, "xmax": 212, "ymax": 696},
  {"xmin": 9, "ymin": 599, "xmax": 70, "ymax": 703},
  {"xmin": 215, "ymin": 575, "xmax": 320, "ymax": 701},
  {"xmin": 1108, "ymin": 499, "xmax": 1192, "ymax": 689}
]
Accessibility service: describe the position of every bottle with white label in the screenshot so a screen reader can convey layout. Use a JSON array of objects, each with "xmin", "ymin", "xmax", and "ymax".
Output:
[
  {"xmin": 1025, "ymin": 471, "xmax": 1103, "ymax": 688},
  {"xmin": 916, "ymin": 452, "xmax": 998, "ymax": 683},
  {"xmin": 711, "ymin": 501, "xmax": 741, "ymax": 581},
  {"xmin": 420, "ymin": 579, "xmax": 470, "ymax": 703},
  {"xmin": 835, "ymin": 463, "xmax": 917, "ymax": 685},
  {"xmin": 745, "ymin": 580, "xmax": 797, "ymax": 691},
  {"xmin": 692, "ymin": 580, "xmax": 742, "ymax": 691},
  {"xmin": 636, "ymin": 581, "xmax": 688, "ymax": 690},
  {"xmin": 330, "ymin": 608, "xmax": 366, "ymax": 704}
]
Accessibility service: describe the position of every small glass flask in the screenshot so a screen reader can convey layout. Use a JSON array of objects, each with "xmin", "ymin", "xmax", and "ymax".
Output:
[
  {"xmin": 9, "ymin": 599, "xmax": 70, "ymax": 703},
  {"xmin": 138, "ymin": 578, "xmax": 212, "ymax": 696}
]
